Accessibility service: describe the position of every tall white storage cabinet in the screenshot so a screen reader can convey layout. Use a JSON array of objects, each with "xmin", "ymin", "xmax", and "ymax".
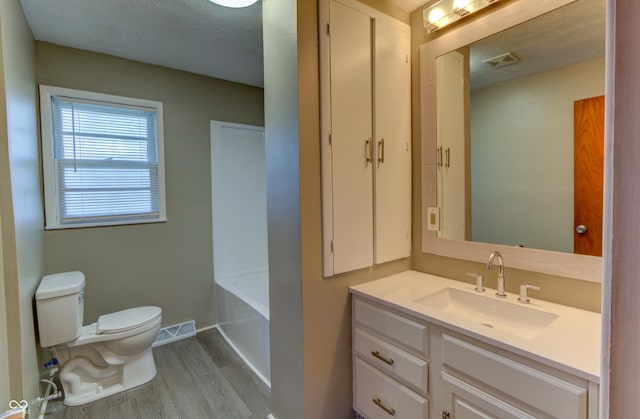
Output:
[
  {"xmin": 320, "ymin": 0, "xmax": 411, "ymax": 277},
  {"xmin": 435, "ymin": 51, "xmax": 467, "ymax": 241}
]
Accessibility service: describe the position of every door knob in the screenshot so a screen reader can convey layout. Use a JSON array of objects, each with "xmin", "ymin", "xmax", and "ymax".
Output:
[{"xmin": 576, "ymin": 225, "xmax": 587, "ymax": 234}]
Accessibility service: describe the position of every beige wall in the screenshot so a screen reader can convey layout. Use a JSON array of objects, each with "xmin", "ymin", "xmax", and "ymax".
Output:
[
  {"xmin": 264, "ymin": 0, "xmax": 410, "ymax": 417},
  {"xmin": 298, "ymin": 0, "xmax": 411, "ymax": 415},
  {"xmin": 410, "ymin": 3, "xmax": 602, "ymax": 313},
  {"xmin": 37, "ymin": 42, "xmax": 264, "ymax": 329},
  {"xmin": 471, "ymin": 57, "xmax": 605, "ymax": 253},
  {"xmin": 0, "ymin": 0, "xmax": 44, "ymax": 409}
]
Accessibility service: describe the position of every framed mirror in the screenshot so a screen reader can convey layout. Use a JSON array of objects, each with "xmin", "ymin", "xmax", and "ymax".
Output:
[{"xmin": 420, "ymin": 0, "xmax": 605, "ymax": 282}]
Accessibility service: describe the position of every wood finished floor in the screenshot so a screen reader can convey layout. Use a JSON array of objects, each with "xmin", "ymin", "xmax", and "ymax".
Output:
[{"xmin": 44, "ymin": 328, "xmax": 271, "ymax": 419}]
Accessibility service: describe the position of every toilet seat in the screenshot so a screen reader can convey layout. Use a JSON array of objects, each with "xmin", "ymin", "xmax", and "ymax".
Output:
[
  {"xmin": 68, "ymin": 306, "xmax": 162, "ymax": 347},
  {"xmin": 97, "ymin": 306, "xmax": 162, "ymax": 334}
]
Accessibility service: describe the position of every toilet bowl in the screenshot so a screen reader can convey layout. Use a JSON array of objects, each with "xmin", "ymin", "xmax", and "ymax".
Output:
[{"xmin": 35, "ymin": 272, "xmax": 162, "ymax": 406}]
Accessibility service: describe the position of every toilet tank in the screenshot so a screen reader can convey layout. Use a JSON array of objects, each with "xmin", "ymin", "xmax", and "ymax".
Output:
[{"xmin": 35, "ymin": 271, "xmax": 85, "ymax": 347}]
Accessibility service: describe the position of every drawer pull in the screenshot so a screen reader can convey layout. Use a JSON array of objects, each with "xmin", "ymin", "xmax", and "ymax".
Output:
[
  {"xmin": 372, "ymin": 397, "xmax": 396, "ymax": 416},
  {"xmin": 371, "ymin": 350, "xmax": 394, "ymax": 365}
]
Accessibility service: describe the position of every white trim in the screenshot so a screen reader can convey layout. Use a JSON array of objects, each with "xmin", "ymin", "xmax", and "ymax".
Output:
[
  {"xmin": 319, "ymin": 0, "xmax": 334, "ymax": 277},
  {"xmin": 195, "ymin": 324, "xmax": 217, "ymax": 334},
  {"xmin": 44, "ymin": 217, "xmax": 167, "ymax": 230},
  {"xmin": 419, "ymin": 0, "xmax": 603, "ymax": 283},
  {"xmin": 599, "ymin": 0, "xmax": 615, "ymax": 414},
  {"xmin": 38, "ymin": 85, "xmax": 167, "ymax": 229}
]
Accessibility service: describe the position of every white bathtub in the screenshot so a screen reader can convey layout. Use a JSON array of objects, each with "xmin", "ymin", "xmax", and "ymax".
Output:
[{"xmin": 215, "ymin": 270, "xmax": 270, "ymax": 386}]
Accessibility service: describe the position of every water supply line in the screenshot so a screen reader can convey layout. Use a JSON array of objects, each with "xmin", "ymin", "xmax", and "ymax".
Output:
[{"xmin": 36, "ymin": 378, "xmax": 62, "ymax": 406}]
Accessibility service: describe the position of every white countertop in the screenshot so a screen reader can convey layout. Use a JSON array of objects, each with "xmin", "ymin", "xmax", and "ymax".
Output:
[{"xmin": 350, "ymin": 270, "xmax": 601, "ymax": 383}]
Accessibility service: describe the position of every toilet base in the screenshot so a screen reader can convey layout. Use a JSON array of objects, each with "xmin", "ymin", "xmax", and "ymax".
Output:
[{"xmin": 60, "ymin": 347, "xmax": 157, "ymax": 406}]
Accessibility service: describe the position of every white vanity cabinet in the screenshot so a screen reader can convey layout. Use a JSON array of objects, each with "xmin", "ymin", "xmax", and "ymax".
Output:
[
  {"xmin": 320, "ymin": 0, "xmax": 411, "ymax": 277},
  {"xmin": 353, "ymin": 299, "xmax": 430, "ymax": 418},
  {"xmin": 352, "ymin": 295, "xmax": 599, "ymax": 419}
]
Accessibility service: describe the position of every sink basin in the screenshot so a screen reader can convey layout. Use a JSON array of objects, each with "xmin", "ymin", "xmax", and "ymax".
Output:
[{"xmin": 413, "ymin": 287, "xmax": 558, "ymax": 340}]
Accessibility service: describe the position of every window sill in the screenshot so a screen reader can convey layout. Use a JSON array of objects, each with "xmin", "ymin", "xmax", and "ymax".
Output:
[{"xmin": 44, "ymin": 217, "xmax": 168, "ymax": 230}]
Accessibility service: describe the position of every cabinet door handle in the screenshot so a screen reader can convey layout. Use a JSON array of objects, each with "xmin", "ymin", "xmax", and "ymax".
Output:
[
  {"xmin": 371, "ymin": 350, "xmax": 394, "ymax": 365},
  {"xmin": 437, "ymin": 146, "xmax": 443, "ymax": 167},
  {"xmin": 445, "ymin": 147, "xmax": 451, "ymax": 168},
  {"xmin": 442, "ymin": 411, "xmax": 451, "ymax": 419},
  {"xmin": 378, "ymin": 138, "xmax": 385, "ymax": 164},
  {"xmin": 372, "ymin": 397, "xmax": 396, "ymax": 416},
  {"xmin": 365, "ymin": 138, "xmax": 372, "ymax": 164}
]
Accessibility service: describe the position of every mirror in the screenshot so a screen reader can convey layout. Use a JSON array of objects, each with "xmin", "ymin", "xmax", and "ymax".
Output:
[
  {"xmin": 420, "ymin": 0, "xmax": 605, "ymax": 282},
  {"xmin": 435, "ymin": 0, "xmax": 605, "ymax": 256}
]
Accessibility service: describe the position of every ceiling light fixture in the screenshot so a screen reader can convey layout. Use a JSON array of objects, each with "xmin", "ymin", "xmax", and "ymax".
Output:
[
  {"xmin": 208, "ymin": 0, "xmax": 258, "ymax": 8},
  {"xmin": 424, "ymin": 0, "xmax": 499, "ymax": 33}
]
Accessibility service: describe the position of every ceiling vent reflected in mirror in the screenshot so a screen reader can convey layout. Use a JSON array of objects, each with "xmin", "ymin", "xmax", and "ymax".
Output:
[{"xmin": 483, "ymin": 52, "xmax": 520, "ymax": 68}]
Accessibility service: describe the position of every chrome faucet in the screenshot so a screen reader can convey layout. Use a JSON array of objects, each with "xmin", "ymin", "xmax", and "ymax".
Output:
[{"xmin": 487, "ymin": 251, "xmax": 507, "ymax": 298}]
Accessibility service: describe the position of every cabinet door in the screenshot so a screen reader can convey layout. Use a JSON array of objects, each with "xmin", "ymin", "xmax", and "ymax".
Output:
[
  {"xmin": 329, "ymin": 0, "xmax": 374, "ymax": 274},
  {"xmin": 374, "ymin": 17, "xmax": 411, "ymax": 264},
  {"xmin": 442, "ymin": 372, "xmax": 537, "ymax": 419},
  {"xmin": 436, "ymin": 50, "xmax": 467, "ymax": 241}
]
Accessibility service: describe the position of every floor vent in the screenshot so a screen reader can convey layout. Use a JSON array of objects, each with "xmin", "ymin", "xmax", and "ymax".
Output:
[{"xmin": 152, "ymin": 320, "xmax": 196, "ymax": 347}]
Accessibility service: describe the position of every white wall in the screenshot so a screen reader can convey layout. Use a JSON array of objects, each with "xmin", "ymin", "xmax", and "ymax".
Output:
[
  {"xmin": 0, "ymin": 0, "xmax": 44, "ymax": 410},
  {"xmin": 471, "ymin": 57, "xmax": 604, "ymax": 252},
  {"xmin": 211, "ymin": 122, "xmax": 268, "ymax": 283}
]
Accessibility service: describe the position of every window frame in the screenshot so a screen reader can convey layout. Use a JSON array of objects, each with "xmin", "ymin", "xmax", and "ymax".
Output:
[{"xmin": 39, "ymin": 85, "xmax": 167, "ymax": 230}]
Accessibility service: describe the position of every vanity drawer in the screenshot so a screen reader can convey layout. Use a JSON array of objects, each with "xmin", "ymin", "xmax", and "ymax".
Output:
[
  {"xmin": 354, "ymin": 298, "xmax": 429, "ymax": 357},
  {"xmin": 442, "ymin": 334, "xmax": 588, "ymax": 419},
  {"xmin": 354, "ymin": 357, "xmax": 429, "ymax": 419},
  {"xmin": 354, "ymin": 328, "xmax": 429, "ymax": 395}
]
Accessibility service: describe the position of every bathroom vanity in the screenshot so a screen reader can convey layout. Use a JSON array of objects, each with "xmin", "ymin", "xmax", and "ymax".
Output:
[{"xmin": 350, "ymin": 271, "xmax": 600, "ymax": 418}]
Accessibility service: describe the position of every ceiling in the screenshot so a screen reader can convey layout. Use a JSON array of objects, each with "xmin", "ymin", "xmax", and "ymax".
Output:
[
  {"xmin": 19, "ymin": 0, "xmax": 264, "ymax": 87},
  {"xmin": 19, "ymin": 0, "xmax": 423, "ymax": 89},
  {"xmin": 19, "ymin": 0, "xmax": 605, "ymax": 90},
  {"xmin": 469, "ymin": 0, "xmax": 605, "ymax": 91},
  {"xmin": 20, "ymin": 0, "xmax": 424, "ymax": 87}
]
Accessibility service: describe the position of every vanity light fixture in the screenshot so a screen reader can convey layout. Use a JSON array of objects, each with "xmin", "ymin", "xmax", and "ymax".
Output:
[
  {"xmin": 208, "ymin": 0, "xmax": 258, "ymax": 8},
  {"xmin": 424, "ymin": 0, "xmax": 499, "ymax": 33}
]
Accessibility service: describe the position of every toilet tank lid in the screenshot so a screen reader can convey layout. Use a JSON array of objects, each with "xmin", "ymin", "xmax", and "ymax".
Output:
[{"xmin": 36, "ymin": 271, "xmax": 85, "ymax": 300}]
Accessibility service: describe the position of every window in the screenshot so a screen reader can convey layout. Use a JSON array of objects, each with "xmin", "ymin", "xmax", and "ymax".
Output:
[{"xmin": 40, "ymin": 85, "xmax": 166, "ymax": 229}]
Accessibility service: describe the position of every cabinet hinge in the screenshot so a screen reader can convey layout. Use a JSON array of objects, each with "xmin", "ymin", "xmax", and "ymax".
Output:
[
  {"xmin": 330, "ymin": 240, "xmax": 334, "ymax": 253},
  {"xmin": 327, "ymin": 23, "xmax": 330, "ymax": 36},
  {"xmin": 406, "ymin": 53, "xmax": 409, "ymax": 64},
  {"xmin": 328, "ymin": 132, "xmax": 332, "ymax": 145}
]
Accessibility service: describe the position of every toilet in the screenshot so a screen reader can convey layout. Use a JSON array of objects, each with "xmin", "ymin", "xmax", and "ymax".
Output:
[{"xmin": 35, "ymin": 271, "xmax": 162, "ymax": 406}]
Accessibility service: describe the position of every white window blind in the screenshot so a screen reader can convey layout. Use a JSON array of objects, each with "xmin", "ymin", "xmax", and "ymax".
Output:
[{"xmin": 40, "ymin": 86, "xmax": 166, "ymax": 229}]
